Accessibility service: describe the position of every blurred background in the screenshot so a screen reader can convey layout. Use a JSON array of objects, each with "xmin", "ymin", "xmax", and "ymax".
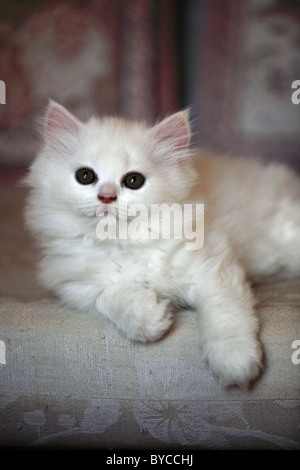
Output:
[{"xmin": 0, "ymin": 0, "xmax": 299, "ymax": 172}]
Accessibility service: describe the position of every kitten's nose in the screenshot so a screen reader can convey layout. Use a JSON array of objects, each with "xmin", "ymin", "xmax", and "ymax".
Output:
[{"xmin": 98, "ymin": 184, "xmax": 117, "ymax": 204}]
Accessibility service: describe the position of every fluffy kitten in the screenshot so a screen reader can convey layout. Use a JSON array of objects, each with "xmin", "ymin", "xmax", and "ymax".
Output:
[{"xmin": 24, "ymin": 100, "xmax": 300, "ymax": 387}]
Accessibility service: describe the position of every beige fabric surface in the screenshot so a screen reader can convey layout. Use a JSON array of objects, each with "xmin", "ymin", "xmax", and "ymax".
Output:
[{"xmin": 0, "ymin": 181, "xmax": 299, "ymax": 449}]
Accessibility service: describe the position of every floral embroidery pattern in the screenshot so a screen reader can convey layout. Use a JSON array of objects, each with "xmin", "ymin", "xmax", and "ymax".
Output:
[
  {"xmin": 133, "ymin": 358, "xmax": 300, "ymax": 449},
  {"xmin": 27, "ymin": 399, "xmax": 121, "ymax": 445}
]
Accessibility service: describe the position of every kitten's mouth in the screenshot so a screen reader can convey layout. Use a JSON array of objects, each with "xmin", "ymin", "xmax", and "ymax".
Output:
[{"xmin": 96, "ymin": 204, "xmax": 118, "ymax": 219}]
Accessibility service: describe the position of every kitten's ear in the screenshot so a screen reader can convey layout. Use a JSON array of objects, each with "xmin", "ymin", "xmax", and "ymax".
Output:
[
  {"xmin": 44, "ymin": 100, "xmax": 83, "ymax": 152},
  {"xmin": 150, "ymin": 110, "xmax": 191, "ymax": 164}
]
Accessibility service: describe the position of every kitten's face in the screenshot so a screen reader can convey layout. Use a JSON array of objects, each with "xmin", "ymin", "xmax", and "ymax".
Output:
[{"xmin": 27, "ymin": 101, "xmax": 196, "ymax": 227}]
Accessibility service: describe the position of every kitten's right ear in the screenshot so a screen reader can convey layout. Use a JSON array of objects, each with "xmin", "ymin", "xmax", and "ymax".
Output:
[
  {"xmin": 44, "ymin": 100, "xmax": 83, "ymax": 152},
  {"xmin": 150, "ymin": 110, "xmax": 191, "ymax": 165}
]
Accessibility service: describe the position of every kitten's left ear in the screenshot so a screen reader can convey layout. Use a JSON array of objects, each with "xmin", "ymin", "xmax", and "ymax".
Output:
[
  {"xmin": 44, "ymin": 100, "xmax": 83, "ymax": 153},
  {"xmin": 150, "ymin": 110, "xmax": 191, "ymax": 164}
]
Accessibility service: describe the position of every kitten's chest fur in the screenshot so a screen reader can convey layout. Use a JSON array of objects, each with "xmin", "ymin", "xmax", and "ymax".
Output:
[{"xmin": 88, "ymin": 237, "xmax": 186, "ymax": 300}]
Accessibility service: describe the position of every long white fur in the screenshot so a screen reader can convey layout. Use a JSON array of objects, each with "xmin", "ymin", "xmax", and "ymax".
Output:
[{"xmin": 24, "ymin": 101, "xmax": 300, "ymax": 387}]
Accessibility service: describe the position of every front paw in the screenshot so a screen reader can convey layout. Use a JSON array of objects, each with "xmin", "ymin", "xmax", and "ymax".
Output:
[
  {"xmin": 121, "ymin": 291, "xmax": 173, "ymax": 343},
  {"xmin": 204, "ymin": 337, "xmax": 263, "ymax": 387}
]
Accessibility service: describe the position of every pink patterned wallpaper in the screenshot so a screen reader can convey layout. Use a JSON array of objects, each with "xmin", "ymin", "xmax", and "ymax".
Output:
[
  {"xmin": 0, "ymin": 0, "xmax": 178, "ymax": 166},
  {"xmin": 193, "ymin": 0, "xmax": 300, "ymax": 171}
]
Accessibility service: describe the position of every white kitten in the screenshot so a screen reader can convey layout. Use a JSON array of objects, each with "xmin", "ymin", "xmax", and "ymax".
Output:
[{"xmin": 24, "ymin": 100, "xmax": 300, "ymax": 387}]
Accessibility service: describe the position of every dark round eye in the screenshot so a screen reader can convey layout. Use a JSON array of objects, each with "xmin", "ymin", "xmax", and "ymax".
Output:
[
  {"xmin": 75, "ymin": 168, "xmax": 97, "ymax": 185},
  {"xmin": 122, "ymin": 172, "xmax": 145, "ymax": 190}
]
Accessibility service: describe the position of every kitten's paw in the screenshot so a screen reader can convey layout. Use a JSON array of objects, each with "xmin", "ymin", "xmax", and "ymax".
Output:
[
  {"xmin": 204, "ymin": 337, "xmax": 263, "ymax": 388},
  {"xmin": 122, "ymin": 291, "xmax": 173, "ymax": 342}
]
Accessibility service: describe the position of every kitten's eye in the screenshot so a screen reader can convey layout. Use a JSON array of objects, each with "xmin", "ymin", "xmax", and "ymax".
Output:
[
  {"xmin": 121, "ymin": 172, "xmax": 145, "ymax": 190},
  {"xmin": 75, "ymin": 168, "xmax": 97, "ymax": 185}
]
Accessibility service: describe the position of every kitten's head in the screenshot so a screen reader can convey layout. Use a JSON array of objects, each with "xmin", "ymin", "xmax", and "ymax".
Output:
[{"xmin": 25, "ymin": 101, "xmax": 197, "ymax": 239}]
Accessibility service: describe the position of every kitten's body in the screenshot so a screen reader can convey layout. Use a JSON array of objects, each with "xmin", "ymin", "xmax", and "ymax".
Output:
[
  {"xmin": 24, "ymin": 101, "xmax": 300, "ymax": 387},
  {"xmin": 193, "ymin": 152, "xmax": 300, "ymax": 282}
]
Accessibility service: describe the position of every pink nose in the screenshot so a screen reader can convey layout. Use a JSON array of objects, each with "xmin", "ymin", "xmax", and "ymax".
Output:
[
  {"xmin": 98, "ymin": 195, "xmax": 117, "ymax": 204},
  {"xmin": 98, "ymin": 184, "xmax": 117, "ymax": 204}
]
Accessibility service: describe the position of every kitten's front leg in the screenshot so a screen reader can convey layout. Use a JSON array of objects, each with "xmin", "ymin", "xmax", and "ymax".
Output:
[
  {"xmin": 95, "ymin": 284, "xmax": 173, "ymax": 342},
  {"xmin": 194, "ymin": 255, "xmax": 263, "ymax": 387}
]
